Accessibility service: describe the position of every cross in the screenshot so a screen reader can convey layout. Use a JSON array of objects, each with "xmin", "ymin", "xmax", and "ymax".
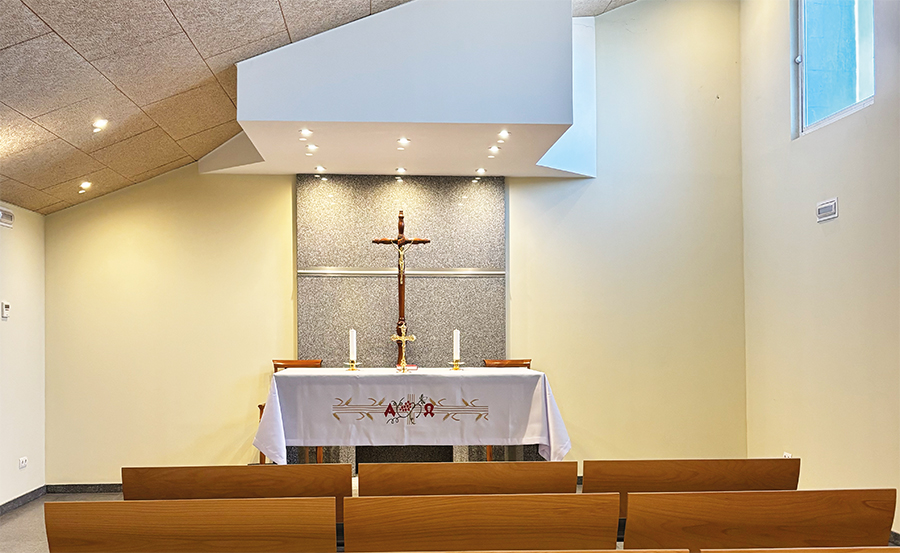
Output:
[
  {"xmin": 391, "ymin": 322, "xmax": 416, "ymax": 372},
  {"xmin": 374, "ymin": 211, "xmax": 430, "ymax": 367}
]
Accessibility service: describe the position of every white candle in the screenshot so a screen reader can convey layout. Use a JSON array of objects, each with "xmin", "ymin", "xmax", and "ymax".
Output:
[
  {"xmin": 453, "ymin": 329, "xmax": 460, "ymax": 361},
  {"xmin": 349, "ymin": 329, "xmax": 357, "ymax": 362}
]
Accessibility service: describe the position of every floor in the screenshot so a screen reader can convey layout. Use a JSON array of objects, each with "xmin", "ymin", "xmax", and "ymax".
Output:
[{"xmin": 0, "ymin": 492, "xmax": 122, "ymax": 553}]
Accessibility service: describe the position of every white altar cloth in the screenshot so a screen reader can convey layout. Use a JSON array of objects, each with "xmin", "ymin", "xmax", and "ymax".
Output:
[{"xmin": 253, "ymin": 367, "xmax": 571, "ymax": 465}]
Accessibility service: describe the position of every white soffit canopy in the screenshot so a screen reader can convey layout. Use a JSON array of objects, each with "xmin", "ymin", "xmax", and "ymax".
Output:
[{"xmin": 200, "ymin": 0, "xmax": 596, "ymax": 179}]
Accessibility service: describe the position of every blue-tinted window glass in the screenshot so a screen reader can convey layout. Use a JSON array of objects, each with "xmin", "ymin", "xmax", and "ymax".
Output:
[{"xmin": 802, "ymin": 0, "xmax": 874, "ymax": 128}]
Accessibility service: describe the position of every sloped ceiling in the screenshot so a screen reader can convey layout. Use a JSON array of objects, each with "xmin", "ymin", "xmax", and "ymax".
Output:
[
  {"xmin": 0, "ymin": 0, "xmax": 635, "ymax": 215},
  {"xmin": 0, "ymin": 0, "xmax": 413, "ymax": 214}
]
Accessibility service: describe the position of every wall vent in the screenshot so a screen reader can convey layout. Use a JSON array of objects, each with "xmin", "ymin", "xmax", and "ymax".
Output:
[
  {"xmin": 816, "ymin": 197, "xmax": 838, "ymax": 223},
  {"xmin": 0, "ymin": 207, "xmax": 14, "ymax": 229}
]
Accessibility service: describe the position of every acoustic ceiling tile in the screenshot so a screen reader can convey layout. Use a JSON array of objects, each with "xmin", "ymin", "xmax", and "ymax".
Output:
[
  {"xmin": 143, "ymin": 79, "xmax": 236, "ymax": 141},
  {"xmin": 131, "ymin": 156, "xmax": 193, "ymax": 183},
  {"xmin": 0, "ymin": 0, "xmax": 50, "ymax": 50},
  {"xmin": 33, "ymin": 90, "xmax": 157, "ymax": 153},
  {"xmin": 0, "ymin": 102, "xmax": 56, "ymax": 157},
  {"xmin": 22, "ymin": 0, "xmax": 181, "ymax": 61},
  {"xmin": 572, "ymin": 0, "xmax": 612, "ymax": 16},
  {"xmin": 177, "ymin": 120, "xmax": 242, "ymax": 159},
  {"xmin": 37, "ymin": 200, "xmax": 71, "ymax": 215},
  {"xmin": 166, "ymin": 0, "xmax": 286, "ymax": 59},
  {"xmin": 604, "ymin": 0, "xmax": 638, "ymax": 12},
  {"xmin": 0, "ymin": 33, "xmax": 115, "ymax": 117},
  {"xmin": 371, "ymin": 0, "xmax": 414, "ymax": 14},
  {"xmin": 90, "ymin": 128, "xmax": 189, "ymax": 177},
  {"xmin": 1, "ymin": 139, "xmax": 104, "ymax": 189},
  {"xmin": 281, "ymin": 0, "xmax": 369, "ymax": 42},
  {"xmin": 42, "ymin": 167, "xmax": 131, "ymax": 203},
  {"xmin": 0, "ymin": 176, "xmax": 58, "ymax": 211},
  {"xmin": 206, "ymin": 31, "xmax": 290, "ymax": 100},
  {"xmin": 92, "ymin": 32, "xmax": 213, "ymax": 106}
]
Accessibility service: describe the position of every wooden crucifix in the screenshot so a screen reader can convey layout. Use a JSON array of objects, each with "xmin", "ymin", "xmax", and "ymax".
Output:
[{"xmin": 373, "ymin": 211, "xmax": 430, "ymax": 369}]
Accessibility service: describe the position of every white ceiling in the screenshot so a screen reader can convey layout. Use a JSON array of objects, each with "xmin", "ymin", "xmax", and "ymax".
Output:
[{"xmin": 0, "ymin": 0, "xmax": 635, "ymax": 214}]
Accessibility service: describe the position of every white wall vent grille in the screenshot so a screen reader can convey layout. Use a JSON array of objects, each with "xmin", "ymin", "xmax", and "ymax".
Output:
[
  {"xmin": 816, "ymin": 198, "xmax": 838, "ymax": 223},
  {"xmin": 0, "ymin": 207, "xmax": 14, "ymax": 229}
]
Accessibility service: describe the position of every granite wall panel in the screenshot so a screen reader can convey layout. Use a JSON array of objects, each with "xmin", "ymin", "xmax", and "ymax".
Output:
[{"xmin": 296, "ymin": 174, "xmax": 506, "ymax": 368}]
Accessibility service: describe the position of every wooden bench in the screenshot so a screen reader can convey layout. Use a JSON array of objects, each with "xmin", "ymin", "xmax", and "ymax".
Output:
[
  {"xmin": 358, "ymin": 461, "xmax": 577, "ymax": 496},
  {"xmin": 582, "ymin": 458, "xmax": 801, "ymax": 517},
  {"xmin": 624, "ymin": 489, "xmax": 896, "ymax": 552},
  {"xmin": 703, "ymin": 548, "xmax": 897, "ymax": 553},
  {"xmin": 44, "ymin": 497, "xmax": 336, "ymax": 552},
  {"xmin": 344, "ymin": 493, "xmax": 620, "ymax": 552},
  {"xmin": 122, "ymin": 464, "xmax": 352, "ymax": 522}
]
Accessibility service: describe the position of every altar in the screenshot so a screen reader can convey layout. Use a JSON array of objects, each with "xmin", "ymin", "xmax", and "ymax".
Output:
[{"xmin": 253, "ymin": 367, "xmax": 571, "ymax": 465}]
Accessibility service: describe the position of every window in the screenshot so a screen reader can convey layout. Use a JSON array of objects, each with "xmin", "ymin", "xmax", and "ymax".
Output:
[{"xmin": 797, "ymin": 0, "xmax": 874, "ymax": 133}]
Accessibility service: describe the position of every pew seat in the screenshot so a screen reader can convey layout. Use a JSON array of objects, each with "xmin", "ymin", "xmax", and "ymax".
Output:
[
  {"xmin": 358, "ymin": 461, "xmax": 577, "ymax": 496},
  {"xmin": 583, "ymin": 458, "xmax": 801, "ymax": 518},
  {"xmin": 121, "ymin": 463, "xmax": 352, "ymax": 522},
  {"xmin": 344, "ymin": 493, "xmax": 620, "ymax": 552},
  {"xmin": 624, "ymin": 489, "xmax": 896, "ymax": 552},
  {"xmin": 44, "ymin": 497, "xmax": 336, "ymax": 553}
]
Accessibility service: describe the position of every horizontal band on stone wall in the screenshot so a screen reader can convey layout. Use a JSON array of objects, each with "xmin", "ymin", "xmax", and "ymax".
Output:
[{"xmin": 298, "ymin": 267, "xmax": 505, "ymax": 278}]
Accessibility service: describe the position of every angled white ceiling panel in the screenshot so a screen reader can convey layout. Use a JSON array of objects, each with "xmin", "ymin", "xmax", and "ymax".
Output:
[{"xmin": 203, "ymin": 0, "xmax": 595, "ymax": 178}]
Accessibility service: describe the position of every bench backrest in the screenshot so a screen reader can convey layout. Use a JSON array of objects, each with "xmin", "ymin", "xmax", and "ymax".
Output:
[
  {"xmin": 344, "ymin": 493, "xmax": 619, "ymax": 552},
  {"xmin": 121, "ymin": 463, "xmax": 352, "ymax": 521},
  {"xmin": 44, "ymin": 497, "xmax": 336, "ymax": 552},
  {"xmin": 702, "ymin": 548, "xmax": 897, "ymax": 553},
  {"xmin": 358, "ymin": 461, "xmax": 577, "ymax": 496},
  {"xmin": 583, "ymin": 458, "xmax": 801, "ymax": 517},
  {"xmin": 624, "ymin": 489, "xmax": 896, "ymax": 552}
]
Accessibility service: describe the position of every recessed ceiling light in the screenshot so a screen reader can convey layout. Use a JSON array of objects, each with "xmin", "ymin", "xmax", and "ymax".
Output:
[
  {"xmin": 306, "ymin": 153, "xmax": 313, "ymax": 156},
  {"xmin": 80, "ymin": 181, "xmax": 92, "ymax": 189},
  {"xmin": 488, "ymin": 155, "xmax": 495, "ymax": 158},
  {"xmin": 497, "ymin": 139, "xmax": 505, "ymax": 144},
  {"xmin": 307, "ymin": 144, "xmax": 318, "ymax": 151},
  {"xmin": 489, "ymin": 145, "xmax": 500, "ymax": 153},
  {"xmin": 397, "ymin": 147, "xmax": 405, "ymax": 151},
  {"xmin": 398, "ymin": 137, "xmax": 410, "ymax": 146},
  {"xmin": 498, "ymin": 130, "xmax": 510, "ymax": 139},
  {"xmin": 476, "ymin": 168, "xmax": 486, "ymax": 175},
  {"xmin": 301, "ymin": 128, "xmax": 313, "ymax": 136},
  {"xmin": 396, "ymin": 167, "xmax": 406, "ymax": 174},
  {"xmin": 315, "ymin": 166, "xmax": 326, "ymax": 172},
  {"xmin": 78, "ymin": 189, "xmax": 86, "ymax": 194},
  {"xmin": 92, "ymin": 128, "xmax": 101, "ymax": 133},
  {"xmin": 299, "ymin": 137, "xmax": 307, "ymax": 141},
  {"xmin": 92, "ymin": 119, "xmax": 108, "ymax": 130}
]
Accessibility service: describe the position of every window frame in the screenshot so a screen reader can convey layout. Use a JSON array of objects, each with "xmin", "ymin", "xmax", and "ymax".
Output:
[{"xmin": 795, "ymin": 0, "xmax": 875, "ymax": 137}]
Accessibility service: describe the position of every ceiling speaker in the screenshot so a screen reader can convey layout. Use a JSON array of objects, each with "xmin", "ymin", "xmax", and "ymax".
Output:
[{"xmin": 0, "ymin": 207, "xmax": 14, "ymax": 229}]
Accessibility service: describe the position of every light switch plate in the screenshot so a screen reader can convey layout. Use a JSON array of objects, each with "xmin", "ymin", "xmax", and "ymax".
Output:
[{"xmin": 1, "ymin": 302, "xmax": 9, "ymax": 319}]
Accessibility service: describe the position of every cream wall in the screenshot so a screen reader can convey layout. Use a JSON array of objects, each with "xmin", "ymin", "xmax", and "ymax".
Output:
[
  {"xmin": 508, "ymin": 0, "xmax": 747, "ymax": 464},
  {"xmin": 741, "ymin": 0, "xmax": 900, "ymax": 524},
  {"xmin": 44, "ymin": 165, "xmax": 295, "ymax": 484},
  {"xmin": 0, "ymin": 202, "xmax": 45, "ymax": 504}
]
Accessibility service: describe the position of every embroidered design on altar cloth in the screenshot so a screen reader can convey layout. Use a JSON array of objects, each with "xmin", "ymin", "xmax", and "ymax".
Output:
[{"xmin": 332, "ymin": 394, "xmax": 489, "ymax": 425}]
